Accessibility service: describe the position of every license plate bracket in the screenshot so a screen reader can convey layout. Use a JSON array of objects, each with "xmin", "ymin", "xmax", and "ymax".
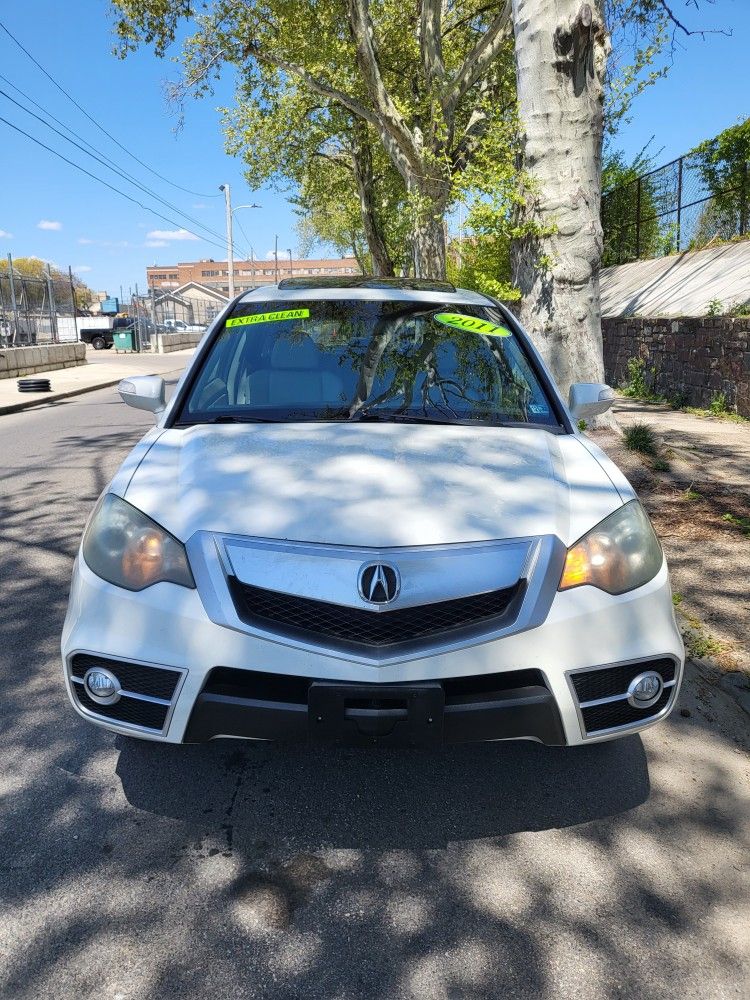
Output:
[{"xmin": 308, "ymin": 682, "xmax": 444, "ymax": 747}]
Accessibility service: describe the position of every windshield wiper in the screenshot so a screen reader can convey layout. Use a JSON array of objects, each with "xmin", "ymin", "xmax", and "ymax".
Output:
[
  {"xmin": 178, "ymin": 414, "xmax": 285, "ymax": 425},
  {"xmin": 349, "ymin": 411, "xmax": 465, "ymax": 426}
]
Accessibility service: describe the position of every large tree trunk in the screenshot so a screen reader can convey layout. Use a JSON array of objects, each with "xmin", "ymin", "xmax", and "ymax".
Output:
[
  {"xmin": 351, "ymin": 125, "xmax": 395, "ymax": 276},
  {"xmin": 411, "ymin": 177, "xmax": 450, "ymax": 278},
  {"xmin": 510, "ymin": 0, "xmax": 610, "ymax": 405}
]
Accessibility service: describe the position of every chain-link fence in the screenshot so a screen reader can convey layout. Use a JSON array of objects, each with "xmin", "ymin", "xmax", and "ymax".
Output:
[
  {"xmin": 602, "ymin": 144, "xmax": 749, "ymax": 267},
  {"xmin": 0, "ymin": 258, "xmax": 79, "ymax": 347}
]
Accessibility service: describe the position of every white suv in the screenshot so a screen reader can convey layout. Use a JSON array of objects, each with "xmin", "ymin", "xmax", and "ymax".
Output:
[{"xmin": 62, "ymin": 278, "xmax": 683, "ymax": 747}]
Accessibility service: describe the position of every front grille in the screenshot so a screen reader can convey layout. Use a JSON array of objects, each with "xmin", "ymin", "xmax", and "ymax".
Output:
[
  {"xmin": 228, "ymin": 578, "xmax": 523, "ymax": 650},
  {"xmin": 69, "ymin": 655, "xmax": 183, "ymax": 733},
  {"xmin": 570, "ymin": 658, "xmax": 679, "ymax": 737}
]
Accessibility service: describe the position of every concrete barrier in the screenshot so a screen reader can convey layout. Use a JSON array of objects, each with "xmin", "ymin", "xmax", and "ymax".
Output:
[
  {"xmin": 0, "ymin": 343, "xmax": 87, "ymax": 380},
  {"xmin": 154, "ymin": 331, "xmax": 204, "ymax": 354}
]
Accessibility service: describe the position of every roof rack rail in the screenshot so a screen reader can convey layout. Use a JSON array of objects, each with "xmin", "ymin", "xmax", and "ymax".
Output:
[{"xmin": 277, "ymin": 276, "xmax": 457, "ymax": 293}]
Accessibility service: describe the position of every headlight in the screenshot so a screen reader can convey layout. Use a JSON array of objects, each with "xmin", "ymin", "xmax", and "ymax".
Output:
[
  {"xmin": 559, "ymin": 500, "xmax": 662, "ymax": 595},
  {"xmin": 82, "ymin": 494, "xmax": 194, "ymax": 591}
]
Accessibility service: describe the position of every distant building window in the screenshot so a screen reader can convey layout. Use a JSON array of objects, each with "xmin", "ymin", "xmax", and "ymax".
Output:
[{"xmin": 201, "ymin": 269, "xmax": 219, "ymax": 277}]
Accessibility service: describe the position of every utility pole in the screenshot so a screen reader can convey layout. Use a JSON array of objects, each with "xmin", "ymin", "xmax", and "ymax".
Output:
[
  {"xmin": 287, "ymin": 249, "xmax": 293, "ymax": 278},
  {"xmin": 7, "ymin": 253, "xmax": 19, "ymax": 346},
  {"xmin": 274, "ymin": 235, "xmax": 279, "ymax": 283},
  {"xmin": 220, "ymin": 183, "xmax": 235, "ymax": 299}
]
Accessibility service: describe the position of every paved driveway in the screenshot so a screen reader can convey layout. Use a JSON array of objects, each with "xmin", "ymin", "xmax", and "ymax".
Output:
[{"xmin": 0, "ymin": 386, "xmax": 748, "ymax": 999}]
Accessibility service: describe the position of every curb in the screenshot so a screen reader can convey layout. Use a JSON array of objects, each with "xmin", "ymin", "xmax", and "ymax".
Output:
[
  {"xmin": 0, "ymin": 368, "xmax": 186, "ymax": 416},
  {"xmin": 0, "ymin": 378, "xmax": 125, "ymax": 416}
]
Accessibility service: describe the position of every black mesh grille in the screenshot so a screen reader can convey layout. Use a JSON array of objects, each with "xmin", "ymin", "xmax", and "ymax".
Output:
[
  {"xmin": 581, "ymin": 688, "xmax": 672, "ymax": 734},
  {"xmin": 228, "ymin": 579, "xmax": 522, "ymax": 650},
  {"xmin": 571, "ymin": 658, "xmax": 676, "ymax": 704},
  {"xmin": 71, "ymin": 654, "xmax": 181, "ymax": 700},
  {"xmin": 73, "ymin": 684, "xmax": 169, "ymax": 730}
]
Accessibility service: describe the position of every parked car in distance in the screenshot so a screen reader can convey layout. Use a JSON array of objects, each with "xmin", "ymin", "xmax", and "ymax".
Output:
[
  {"xmin": 163, "ymin": 318, "xmax": 205, "ymax": 333},
  {"xmin": 62, "ymin": 277, "xmax": 684, "ymax": 749}
]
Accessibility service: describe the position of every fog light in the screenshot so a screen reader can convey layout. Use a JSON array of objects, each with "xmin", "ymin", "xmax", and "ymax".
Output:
[
  {"xmin": 626, "ymin": 670, "xmax": 664, "ymax": 709},
  {"xmin": 83, "ymin": 667, "xmax": 121, "ymax": 705}
]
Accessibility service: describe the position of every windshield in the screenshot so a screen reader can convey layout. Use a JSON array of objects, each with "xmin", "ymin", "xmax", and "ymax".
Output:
[{"xmin": 176, "ymin": 300, "xmax": 560, "ymax": 428}]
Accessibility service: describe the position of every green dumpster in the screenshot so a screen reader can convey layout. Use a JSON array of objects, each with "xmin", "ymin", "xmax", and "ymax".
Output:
[{"xmin": 114, "ymin": 330, "xmax": 134, "ymax": 353}]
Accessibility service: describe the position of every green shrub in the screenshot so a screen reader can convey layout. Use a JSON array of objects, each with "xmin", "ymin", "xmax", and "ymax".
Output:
[
  {"xmin": 623, "ymin": 421, "xmax": 658, "ymax": 455},
  {"xmin": 710, "ymin": 392, "xmax": 728, "ymax": 415},
  {"xmin": 706, "ymin": 298, "xmax": 724, "ymax": 317},
  {"xmin": 621, "ymin": 357, "xmax": 655, "ymax": 398}
]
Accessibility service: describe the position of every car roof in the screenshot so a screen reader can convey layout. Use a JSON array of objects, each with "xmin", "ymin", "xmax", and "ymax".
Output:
[{"xmin": 237, "ymin": 277, "xmax": 496, "ymax": 308}]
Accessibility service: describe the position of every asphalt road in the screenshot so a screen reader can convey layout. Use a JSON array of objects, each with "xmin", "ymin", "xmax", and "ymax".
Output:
[{"xmin": 0, "ymin": 384, "xmax": 748, "ymax": 1000}]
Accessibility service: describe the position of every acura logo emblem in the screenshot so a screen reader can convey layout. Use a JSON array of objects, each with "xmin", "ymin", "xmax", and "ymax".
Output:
[{"xmin": 358, "ymin": 562, "xmax": 400, "ymax": 604}]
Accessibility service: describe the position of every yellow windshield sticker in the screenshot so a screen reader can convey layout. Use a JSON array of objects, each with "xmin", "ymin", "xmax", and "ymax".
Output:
[
  {"xmin": 434, "ymin": 312, "xmax": 511, "ymax": 337},
  {"xmin": 226, "ymin": 308, "xmax": 310, "ymax": 328}
]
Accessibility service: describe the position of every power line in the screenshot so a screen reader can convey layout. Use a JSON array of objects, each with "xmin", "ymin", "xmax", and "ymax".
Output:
[
  {"xmin": 0, "ymin": 82, "xmax": 242, "ymax": 253},
  {"xmin": 0, "ymin": 17, "xmax": 221, "ymax": 200},
  {"xmin": 0, "ymin": 112, "xmax": 233, "ymax": 256}
]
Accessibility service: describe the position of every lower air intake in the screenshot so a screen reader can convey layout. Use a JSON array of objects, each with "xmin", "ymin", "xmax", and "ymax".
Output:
[
  {"xmin": 69, "ymin": 654, "xmax": 183, "ymax": 734},
  {"xmin": 570, "ymin": 658, "xmax": 678, "ymax": 738}
]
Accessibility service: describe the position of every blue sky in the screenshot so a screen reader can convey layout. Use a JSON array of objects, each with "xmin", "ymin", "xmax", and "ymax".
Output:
[{"xmin": 0, "ymin": 0, "xmax": 747, "ymax": 295}]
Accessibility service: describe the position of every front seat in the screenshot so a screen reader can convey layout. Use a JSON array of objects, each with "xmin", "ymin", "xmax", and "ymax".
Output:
[{"xmin": 238, "ymin": 333, "xmax": 343, "ymax": 406}]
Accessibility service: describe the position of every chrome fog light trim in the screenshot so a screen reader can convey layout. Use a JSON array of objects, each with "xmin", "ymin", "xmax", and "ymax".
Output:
[
  {"xmin": 626, "ymin": 670, "xmax": 664, "ymax": 709},
  {"xmin": 83, "ymin": 667, "xmax": 121, "ymax": 705}
]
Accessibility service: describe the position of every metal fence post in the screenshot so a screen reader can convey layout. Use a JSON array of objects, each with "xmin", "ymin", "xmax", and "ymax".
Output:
[
  {"xmin": 45, "ymin": 263, "xmax": 58, "ymax": 343},
  {"xmin": 68, "ymin": 266, "xmax": 79, "ymax": 342},
  {"xmin": 676, "ymin": 156, "xmax": 683, "ymax": 252},
  {"xmin": 635, "ymin": 179, "xmax": 641, "ymax": 259},
  {"xmin": 7, "ymin": 253, "xmax": 19, "ymax": 346},
  {"xmin": 741, "ymin": 160, "xmax": 748, "ymax": 236}
]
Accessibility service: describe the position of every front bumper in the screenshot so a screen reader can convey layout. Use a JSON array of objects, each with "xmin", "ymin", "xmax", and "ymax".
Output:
[{"xmin": 61, "ymin": 553, "xmax": 684, "ymax": 747}]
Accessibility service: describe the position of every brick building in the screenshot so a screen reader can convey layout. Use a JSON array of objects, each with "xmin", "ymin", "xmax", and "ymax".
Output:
[{"xmin": 146, "ymin": 256, "xmax": 361, "ymax": 296}]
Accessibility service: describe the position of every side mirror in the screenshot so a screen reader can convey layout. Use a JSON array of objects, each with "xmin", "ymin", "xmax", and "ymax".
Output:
[
  {"xmin": 118, "ymin": 375, "xmax": 166, "ymax": 418},
  {"xmin": 569, "ymin": 383, "xmax": 616, "ymax": 422}
]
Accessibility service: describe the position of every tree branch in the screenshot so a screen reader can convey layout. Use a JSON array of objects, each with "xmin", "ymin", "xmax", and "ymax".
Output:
[
  {"xmin": 420, "ymin": 0, "xmax": 446, "ymax": 88},
  {"xmin": 444, "ymin": 2, "xmax": 512, "ymax": 112},
  {"xmin": 655, "ymin": 0, "xmax": 731, "ymax": 39},
  {"xmin": 347, "ymin": 0, "xmax": 423, "ymax": 171}
]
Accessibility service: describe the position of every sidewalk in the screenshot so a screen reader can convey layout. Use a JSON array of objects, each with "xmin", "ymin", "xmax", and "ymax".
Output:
[
  {"xmin": 0, "ymin": 347, "xmax": 196, "ymax": 415},
  {"xmin": 591, "ymin": 397, "xmax": 750, "ymax": 698}
]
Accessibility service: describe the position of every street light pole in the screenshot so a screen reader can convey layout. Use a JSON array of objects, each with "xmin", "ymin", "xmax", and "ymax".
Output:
[
  {"xmin": 274, "ymin": 234, "xmax": 279, "ymax": 283},
  {"xmin": 219, "ymin": 183, "xmax": 235, "ymax": 299},
  {"xmin": 287, "ymin": 249, "xmax": 293, "ymax": 277}
]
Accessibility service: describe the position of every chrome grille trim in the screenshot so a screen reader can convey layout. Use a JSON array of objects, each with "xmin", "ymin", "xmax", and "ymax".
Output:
[
  {"xmin": 578, "ymin": 678, "xmax": 675, "ymax": 709},
  {"xmin": 71, "ymin": 677, "xmax": 173, "ymax": 707}
]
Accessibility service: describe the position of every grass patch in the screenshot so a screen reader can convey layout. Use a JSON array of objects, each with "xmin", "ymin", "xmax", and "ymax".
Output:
[
  {"xmin": 722, "ymin": 512, "xmax": 750, "ymax": 537},
  {"xmin": 683, "ymin": 487, "xmax": 701, "ymax": 501},
  {"xmin": 672, "ymin": 592, "xmax": 683, "ymax": 607},
  {"xmin": 623, "ymin": 421, "xmax": 658, "ymax": 456},
  {"xmin": 682, "ymin": 406, "xmax": 748, "ymax": 423}
]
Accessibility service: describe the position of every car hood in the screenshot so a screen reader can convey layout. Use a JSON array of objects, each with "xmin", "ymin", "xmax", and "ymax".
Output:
[{"xmin": 120, "ymin": 423, "xmax": 625, "ymax": 548}]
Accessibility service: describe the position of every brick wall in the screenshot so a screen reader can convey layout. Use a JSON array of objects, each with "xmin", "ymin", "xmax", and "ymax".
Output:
[{"xmin": 602, "ymin": 316, "xmax": 750, "ymax": 417}]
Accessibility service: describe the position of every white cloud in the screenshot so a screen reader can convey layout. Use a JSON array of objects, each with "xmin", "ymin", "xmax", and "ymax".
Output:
[
  {"xmin": 78, "ymin": 237, "xmax": 94, "ymax": 245},
  {"xmin": 192, "ymin": 203, "xmax": 207, "ymax": 210},
  {"xmin": 265, "ymin": 249, "xmax": 278, "ymax": 260},
  {"xmin": 37, "ymin": 219, "xmax": 62, "ymax": 231},
  {"xmin": 73, "ymin": 264, "xmax": 92, "ymax": 273},
  {"xmin": 146, "ymin": 228, "xmax": 199, "ymax": 241},
  {"xmin": 145, "ymin": 240, "xmax": 168, "ymax": 248},
  {"xmin": 0, "ymin": 229, "xmax": 13, "ymax": 239}
]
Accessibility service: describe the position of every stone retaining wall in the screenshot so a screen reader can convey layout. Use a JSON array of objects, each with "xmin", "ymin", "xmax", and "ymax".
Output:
[
  {"xmin": 0, "ymin": 343, "xmax": 87, "ymax": 380},
  {"xmin": 602, "ymin": 316, "xmax": 750, "ymax": 417},
  {"xmin": 153, "ymin": 331, "xmax": 203, "ymax": 354}
]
